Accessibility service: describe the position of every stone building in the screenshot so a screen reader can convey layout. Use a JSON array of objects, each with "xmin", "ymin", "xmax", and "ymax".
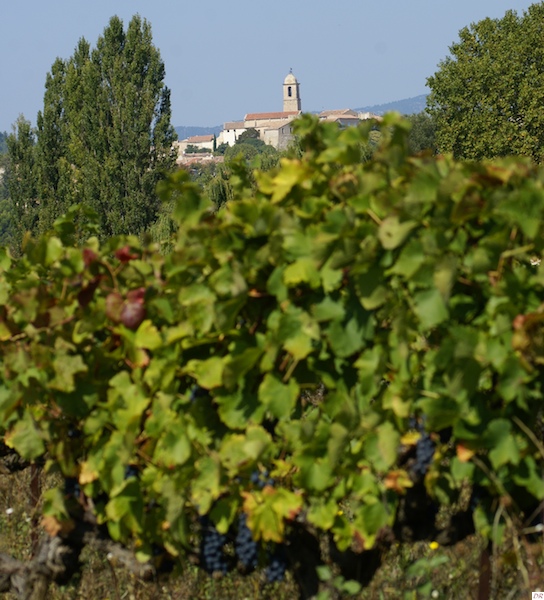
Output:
[
  {"xmin": 319, "ymin": 109, "xmax": 382, "ymax": 126},
  {"xmin": 213, "ymin": 71, "xmax": 382, "ymax": 152},
  {"xmin": 174, "ymin": 134, "xmax": 215, "ymax": 155},
  {"xmin": 217, "ymin": 70, "xmax": 303, "ymax": 151}
]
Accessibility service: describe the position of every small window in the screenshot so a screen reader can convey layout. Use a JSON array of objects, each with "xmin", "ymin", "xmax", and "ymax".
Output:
[{"xmin": 288, "ymin": 86, "xmax": 292, "ymax": 97}]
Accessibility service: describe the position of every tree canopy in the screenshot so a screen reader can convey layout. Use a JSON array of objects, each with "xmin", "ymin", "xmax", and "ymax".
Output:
[
  {"xmin": 426, "ymin": 3, "xmax": 544, "ymax": 161},
  {"xmin": 6, "ymin": 15, "xmax": 177, "ymax": 244},
  {"xmin": 406, "ymin": 112, "xmax": 437, "ymax": 155},
  {"xmin": 0, "ymin": 131, "xmax": 8, "ymax": 155}
]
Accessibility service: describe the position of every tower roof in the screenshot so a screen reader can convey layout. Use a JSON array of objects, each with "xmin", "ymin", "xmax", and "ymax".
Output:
[{"xmin": 284, "ymin": 71, "xmax": 298, "ymax": 85}]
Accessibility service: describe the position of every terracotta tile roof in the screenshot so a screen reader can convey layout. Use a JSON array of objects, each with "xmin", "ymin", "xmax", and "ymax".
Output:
[
  {"xmin": 324, "ymin": 115, "xmax": 360, "ymax": 122},
  {"xmin": 245, "ymin": 111, "xmax": 299, "ymax": 120},
  {"xmin": 186, "ymin": 134, "xmax": 215, "ymax": 143},
  {"xmin": 319, "ymin": 109, "xmax": 358, "ymax": 117},
  {"xmin": 223, "ymin": 121, "xmax": 246, "ymax": 130}
]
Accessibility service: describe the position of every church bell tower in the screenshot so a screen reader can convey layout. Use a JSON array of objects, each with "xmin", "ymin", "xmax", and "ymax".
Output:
[{"xmin": 283, "ymin": 70, "xmax": 301, "ymax": 112}]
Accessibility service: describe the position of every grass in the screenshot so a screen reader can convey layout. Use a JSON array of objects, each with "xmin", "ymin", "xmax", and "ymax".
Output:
[{"xmin": 1, "ymin": 469, "xmax": 543, "ymax": 599}]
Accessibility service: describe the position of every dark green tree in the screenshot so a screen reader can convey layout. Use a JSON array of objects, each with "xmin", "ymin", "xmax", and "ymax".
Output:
[
  {"xmin": 224, "ymin": 142, "xmax": 259, "ymax": 163},
  {"xmin": 214, "ymin": 142, "xmax": 228, "ymax": 156},
  {"xmin": 406, "ymin": 112, "xmax": 437, "ymax": 155},
  {"xmin": 7, "ymin": 15, "xmax": 177, "ymax": 240},
  {"xmin": 5, "ymin": 117, "xmax": 38, "ymax": 245},
  {"xmin": 427, "ymin": 4, "xmax": 544, "ymax": 161},
  {"xmin": 236, "ymin": 128, "xmax": 261, "ymax": 143},
  {"xmin": 0, "ymin": 132, "xmax": 8, "ymax": 155},
  {"xmin": 0, "ymin": 131, "xmax": 9, "ymax": 200},
  {"xmin": 0, "ymin": 131, "xmax": 15, "ymax": 246}
]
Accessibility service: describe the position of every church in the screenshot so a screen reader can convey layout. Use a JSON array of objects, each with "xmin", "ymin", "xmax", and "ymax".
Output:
[
  {"xmin": 217, "ymin": 71, "xmax": 303, "ymax": 151},
  {"xmin": 177, "ymin": 71, "xmax": 380, "ymax": 156}
]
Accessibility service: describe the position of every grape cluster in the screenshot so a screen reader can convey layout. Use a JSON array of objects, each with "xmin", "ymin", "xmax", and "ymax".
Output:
[
  {"xmin": 408, "ymin": 415, "xmax": 422, "ymax": 431},
  {"xmin": 124, "ymin": 465, "xmax": 139, "ymax": 479},
  {"xmin": 413, "ymin": 433, "xmax": 435, "ymax": 477},
  {"xmin": 199, "ymin": 517, "xmax": 228, "ymax": 574},
  {"xmin": 235, "ymin": 513, "xmax": 258, "ymax": 571},
  {"xmin": 189, "ymin": 385, "xmax": 209, "ymax": 403},
  {"xmin": 469, "ymin": 485, "xmax": 485, "ymax": 513},
  {"xmin": 265, "ymin": 543, "xmax": 288, "ymax": 583},
  {"xmin": 408, "ymin": 415, "xmax": 435, "ymax": 478},
  {"xmin": 64, "ymin": 477, "xmax": 80, "ymax": 498},
  {"xmin": 250, "ymin": 469, "xmax": 274, "ymax": 489}
]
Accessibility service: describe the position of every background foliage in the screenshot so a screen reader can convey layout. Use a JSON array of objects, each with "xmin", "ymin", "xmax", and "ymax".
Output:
[
  {"xmin": 427, "ymin": 2, "xmax": 544, "ymax": 161},
  {"xmin": 5, "ymin": 16, "xmax": 177, "ymax": 248}
]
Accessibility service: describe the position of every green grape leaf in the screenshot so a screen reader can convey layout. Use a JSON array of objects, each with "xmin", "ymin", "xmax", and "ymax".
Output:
[
  {"xmin": 378, "ymin": 216, "xmax": 417, "ymax": 250},
  {"xmin": 258, "ymin": 374, "xmax": 299, "ymax": 419},
  {"xmin": 4, "ymin": 412, "xmax": 45, "ymax": 460}
]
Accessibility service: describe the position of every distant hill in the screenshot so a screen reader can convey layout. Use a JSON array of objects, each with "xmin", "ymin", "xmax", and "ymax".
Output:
[
  {"xmin": 175, "ymin": 125, "xmax": 222, "ymax": 140},
  {"xmin": 355, "ymin": 94, "xmax": 428, "ymax": 116}
]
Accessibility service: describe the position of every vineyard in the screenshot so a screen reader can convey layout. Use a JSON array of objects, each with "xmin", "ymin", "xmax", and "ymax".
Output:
[{"xmin": 1, "ymin": 114, "xmax": 544, "ymax": 598}]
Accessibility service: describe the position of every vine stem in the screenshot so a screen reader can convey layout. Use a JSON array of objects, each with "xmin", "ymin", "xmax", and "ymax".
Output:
[{"xmin": 29, "ymin": 464, "xmax": 41, "ymax": 555}]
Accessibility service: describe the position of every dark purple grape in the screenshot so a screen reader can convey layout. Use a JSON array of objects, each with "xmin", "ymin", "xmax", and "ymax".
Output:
[
  {"xmin": 124, "ymin": 465, "xmax": 139, "ymax": 479},
  {"xmin": 265, "ymin": 543, "xmax": 288, "ymax": 583},
  {"xmin": 235, "ymin": 513, "xmax": 259, "ymax": 571},
  {"xmin": 412, "ymin": 433, "xmax": 435, "ymax": 477},
  {"xmin": 64, "ymin": 477, "xmax": 80, "ymax": 498},
  {"xmin": 199, "ymin": 516, "xmax": 228, "ymax": 574}
]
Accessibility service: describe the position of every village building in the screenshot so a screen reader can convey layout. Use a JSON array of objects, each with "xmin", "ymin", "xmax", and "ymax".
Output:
[
  {"xmin": 176, "ymin": 71, "xmax": 383, "ymax": 159},
  {"xmin": 174, "ymin": 134, "xmax": 215, "ymax": 155},
  {"xmin": 221, "ymin": 122, "xmax": 246, "ymax": 147},
  {"xmin": 215, "ymin": 71, "xmax": 303, "ymax": 151}
]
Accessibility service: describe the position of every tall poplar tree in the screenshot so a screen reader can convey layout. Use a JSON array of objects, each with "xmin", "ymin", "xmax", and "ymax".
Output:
[
  {"xmin": 5, "ymin": 117, "xmax": 38, "ymax": 244},
  {"xmin": 8, "ymin": 15, "xmax": 177, "ymax": 240}
]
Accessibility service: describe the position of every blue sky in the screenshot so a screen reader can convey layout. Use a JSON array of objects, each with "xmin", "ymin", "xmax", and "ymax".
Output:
[{"xmin": 1, "ymin": 0, "xmax": 538, "ymax": 132}]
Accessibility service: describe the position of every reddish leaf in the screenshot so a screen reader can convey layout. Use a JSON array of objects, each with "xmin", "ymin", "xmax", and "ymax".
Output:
[
  {"xmin": 82, "ymin": 248, "xmax": 98, "ymax": 267},
  {"xmin": 105, "ymin": 292, "xmax": 124, "ymax": 323},
  {"xmin": 121, "ymin": 300, "xmax": 146, "ymax": 330},
  {"xmin": 77, "ymin": 277, "xmax": 100, "ymax": 309},
  {"xmin": 127, "ymin": 287, "xmax": 146, "ymax": 304},
  {"xmin": 115, "ymin": 245, "xmax": 139, "ymax": 263}
]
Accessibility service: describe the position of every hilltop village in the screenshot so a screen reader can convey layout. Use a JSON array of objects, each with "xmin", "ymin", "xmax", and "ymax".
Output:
[{"xmin": 174, "ymin": 71, "xmax": 380, "ymax": 164}]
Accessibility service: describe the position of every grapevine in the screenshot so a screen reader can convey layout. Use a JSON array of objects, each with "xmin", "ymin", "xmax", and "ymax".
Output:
[{"xmin": 0, "ymin": 114, "xmax": 544, "ymax": 598}]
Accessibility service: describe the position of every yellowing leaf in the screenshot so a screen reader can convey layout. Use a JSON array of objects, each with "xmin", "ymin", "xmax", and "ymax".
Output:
[
  {"xmin": 400, "ymin": 431, "xmax": 421, "ymax": 446},
  {"xmin": 243, "ymin": 487, "xmax": 303, "ymax": 542},
  {"xmin": 79, "ymin": 461, "xmax": 99, "ymax": 484},
  {"xmin": 456, "ymin": 443, "xmax": 475, "ymax": 463},
  {"xmin": 42, "ymin": 515, "xmax": 75, "ymax": 537},
  {"xmin": 384, "ymin": 470, "xmax": 414, "ymax": 493}
]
